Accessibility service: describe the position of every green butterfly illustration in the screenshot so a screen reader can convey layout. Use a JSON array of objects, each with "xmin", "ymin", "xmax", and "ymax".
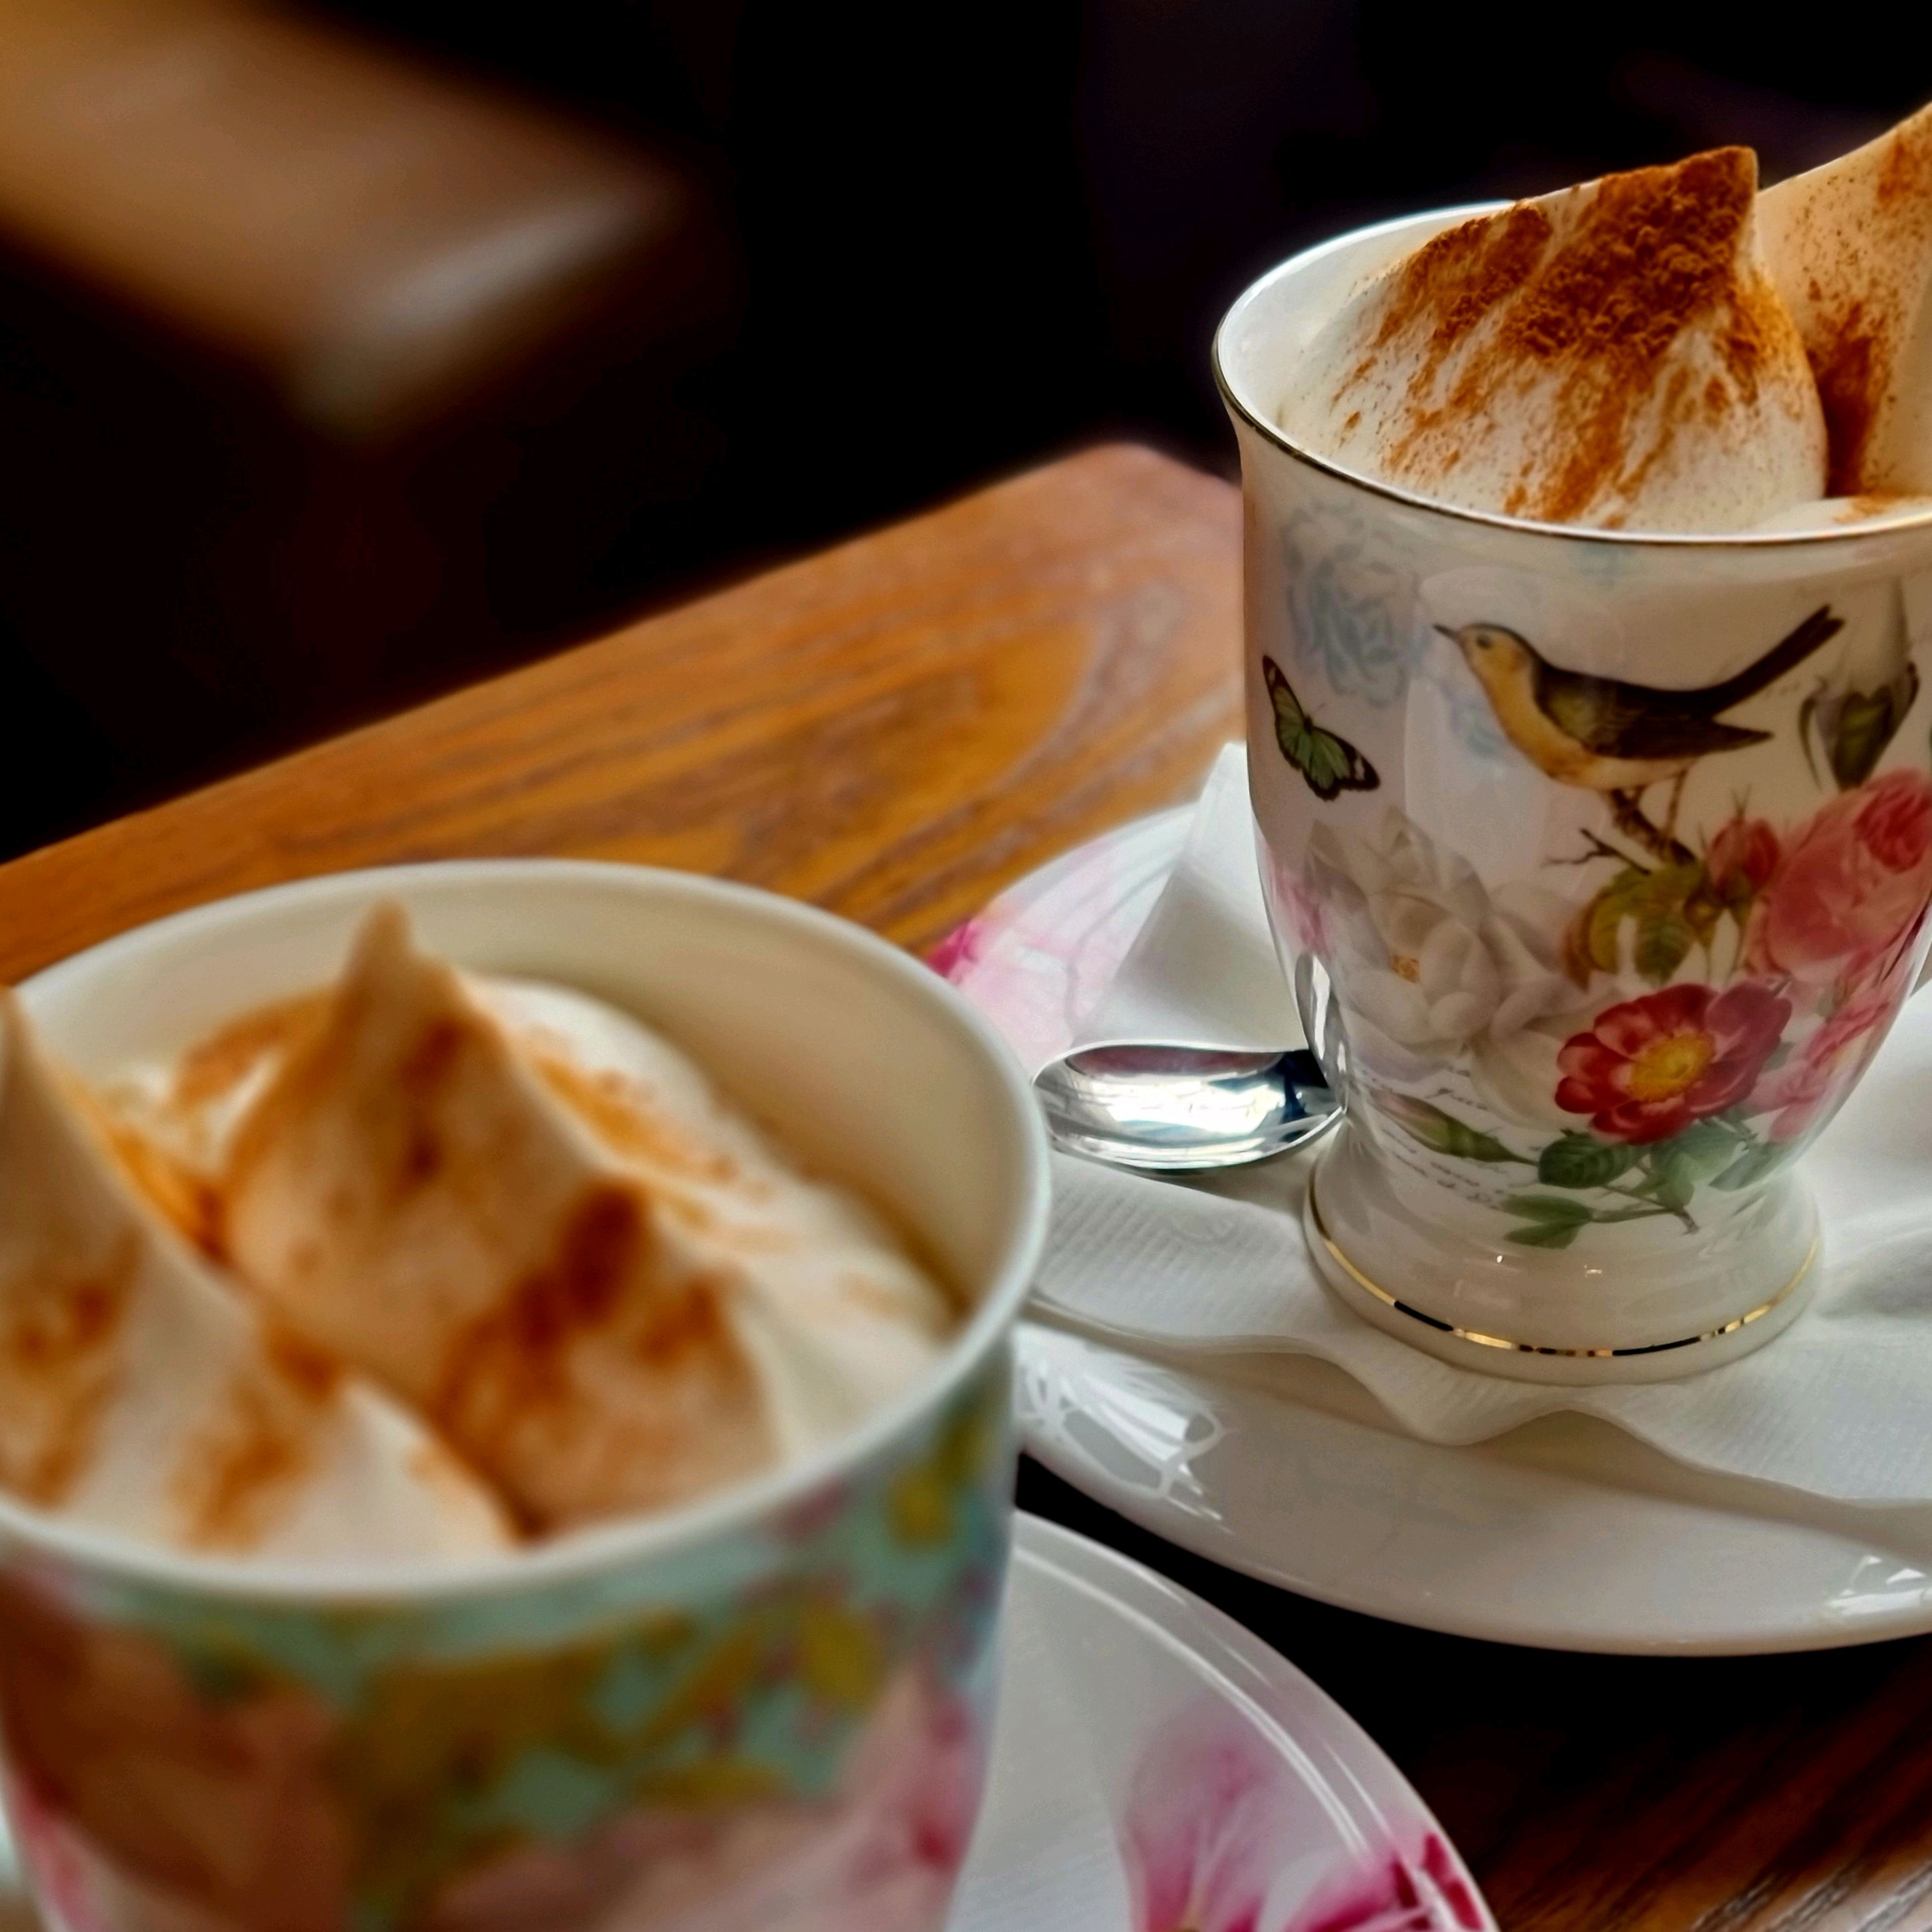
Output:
[{"xmin": 1263, "ymin": 656, "xmax": 1380, "ymax": 801}]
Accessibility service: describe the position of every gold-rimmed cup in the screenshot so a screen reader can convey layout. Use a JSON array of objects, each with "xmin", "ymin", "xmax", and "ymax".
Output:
[
  {"xmin": 1217, "ymin": 211, "xmax": 1932, "ymax": 1383},
  {"xmin": 0, "ymin": 861, "xmax": 1050, "ymax": 1931}
]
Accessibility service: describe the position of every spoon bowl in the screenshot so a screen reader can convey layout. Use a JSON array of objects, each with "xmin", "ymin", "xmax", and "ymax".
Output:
[{"xmin": 1032, "ymin": 1042, "xmax": 1339, "ymax": 1171}]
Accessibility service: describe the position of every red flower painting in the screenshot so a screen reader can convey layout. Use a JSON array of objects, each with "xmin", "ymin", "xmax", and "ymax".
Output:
[{"xmin": 1555, "ymin": 982, "xmax": 1790, "ymax": 1144}]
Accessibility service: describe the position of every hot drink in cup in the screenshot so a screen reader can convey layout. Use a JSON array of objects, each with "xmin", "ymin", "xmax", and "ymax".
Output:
[
  {"xmin": 0, "ymin": 870, "xmax": 1047, "ymax": 1931},
  {"xmin": 1218, "ymin": 109, "xmax": 1932, "ymax": 1379}
]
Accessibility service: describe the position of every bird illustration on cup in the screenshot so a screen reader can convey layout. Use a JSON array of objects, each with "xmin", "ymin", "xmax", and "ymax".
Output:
[{"xmin": 1439, "ymin": 606, "xmax": 1846, "ymax": 862}]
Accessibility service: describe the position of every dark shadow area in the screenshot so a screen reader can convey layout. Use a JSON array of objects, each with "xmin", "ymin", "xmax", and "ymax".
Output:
[{"xmin": 2, "ymin": 0, "xmax": 1928, "ymax": 856}]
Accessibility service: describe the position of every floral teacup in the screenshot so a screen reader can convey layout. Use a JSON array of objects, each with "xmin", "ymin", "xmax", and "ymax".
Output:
[
  {"xmin": 0, "ymin": 862, "xmax": 1050, "ymax": 1931},
  {"xmin": 1218, "ymin": 211, "xmax": 1932, "ymax": 1382}
]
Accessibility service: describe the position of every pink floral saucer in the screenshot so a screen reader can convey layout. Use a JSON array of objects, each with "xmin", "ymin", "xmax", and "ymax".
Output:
[
  {"xmin": 931, "ymin": 808, "xmax": 1191, "ymax": 1074},
  {"xmin": 951, "ymin": 1514, "xmax": 1491, "ymax": 1932}
]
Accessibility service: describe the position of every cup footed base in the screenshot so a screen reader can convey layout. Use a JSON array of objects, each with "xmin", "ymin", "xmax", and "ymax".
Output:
[{"xmin": 1301, "ymin": 1138, "xmax": 1818, "ymax": 1386}]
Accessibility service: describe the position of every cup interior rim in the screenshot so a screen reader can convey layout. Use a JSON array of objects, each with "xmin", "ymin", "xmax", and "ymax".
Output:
[
  {"xmin": 5, "ymin": 858, "xmax": 1052, "ymax": 1605},
  {"xmin": 1213, "ymin": 202, "xmax": 1932, "ymax": 552}
]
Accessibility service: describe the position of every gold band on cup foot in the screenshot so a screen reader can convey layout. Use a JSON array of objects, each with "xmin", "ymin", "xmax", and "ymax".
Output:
[{"xmin": 1306, "ymin": 1179, "xmax": 1816, "ymax": 1366}]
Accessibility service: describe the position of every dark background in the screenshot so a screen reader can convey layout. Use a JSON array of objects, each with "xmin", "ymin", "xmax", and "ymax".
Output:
[{"xmin": 3, "ymin": 1, "xmax": 1929, "ymax": 861}]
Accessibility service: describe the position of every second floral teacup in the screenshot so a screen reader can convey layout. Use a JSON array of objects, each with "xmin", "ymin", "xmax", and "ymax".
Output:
[
  {"xmin": 1218, "ymin": 211, "xmax": 1932, "ymax": 1382},
  {"xmin": 0, "ymin": 862, "xmax": 1050, "ymax": 1932}
]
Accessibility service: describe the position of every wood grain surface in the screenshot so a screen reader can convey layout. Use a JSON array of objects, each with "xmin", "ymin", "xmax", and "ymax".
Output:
[
  {"xmin": 3, "ymin": 439, "xmax": 1929, "ymax": 1932},
  {"xmin": 0, "ymin": 443, "xmax": 1242, "ymax": 981}
]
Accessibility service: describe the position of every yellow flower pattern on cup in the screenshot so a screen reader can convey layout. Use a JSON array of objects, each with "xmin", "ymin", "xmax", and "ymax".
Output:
[{"xmin": 0, "ymin": 1364, "xmax": 1014, "ymax": 1932}]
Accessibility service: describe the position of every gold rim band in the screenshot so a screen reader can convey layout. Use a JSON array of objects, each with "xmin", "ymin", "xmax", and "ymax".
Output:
[{"xmin": 1307, "ymin": 1180, "xmax": 1816, "ymax": 1360}]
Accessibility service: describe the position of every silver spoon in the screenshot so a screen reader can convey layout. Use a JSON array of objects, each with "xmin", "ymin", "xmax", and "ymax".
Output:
[{"xmin": 1031, "ymin": 1041, "xmax": 1340, "ymax": 1171}]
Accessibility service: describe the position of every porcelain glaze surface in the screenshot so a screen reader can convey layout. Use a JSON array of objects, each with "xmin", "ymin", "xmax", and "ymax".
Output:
[
  {"xmin": 1018, "ymin": 1322, "xmax": 1932, "ymax": 1654},
  {"xmin": 1220, "ymin": 214, "xmax": 1932, "ymax": 1374},
  {"xmin": 954, "ymin": 1514, "xmax": 1491, "ymax": 1932},
  {"xmin": 942, "ymin": 813, "xmax": 1932, "ymax": 1652},
  {"xmin": 0, "ymin": 1516, "xmax": 1498, "ymax": 1932},
  {"xmin": 0, "ymin": 863, "xmax": 1051, "ymax": 1932}
]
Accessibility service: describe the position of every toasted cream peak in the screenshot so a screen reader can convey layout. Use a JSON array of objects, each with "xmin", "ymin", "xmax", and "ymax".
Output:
[
  {"xmin": 1280, "ymin": 148, "xmax": 1827, "ymax": 531},
  {"xmin": 1759, "ymin": 100, "xmax": 1932, "ymax": 496},
  {"xmin": 0, "ymin": 991, "xmax": 513, "ymax": 1562},
  {"xmin": 214, "ymin": 904, "xmax": 953, "ymax": 1534},
  {"xmin": 219, "ymin": 903, "xmax": 775, "ymax": 1530}
]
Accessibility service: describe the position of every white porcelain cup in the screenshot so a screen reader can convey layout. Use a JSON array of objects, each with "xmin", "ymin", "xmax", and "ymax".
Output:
[
  {"xmin": 1218, "ymin": 211, "xmax": 1932, "ymax": 1384},
  {"xmin": 0, "ymin": 861, "xmax": 1049, "ymax": 1932}
]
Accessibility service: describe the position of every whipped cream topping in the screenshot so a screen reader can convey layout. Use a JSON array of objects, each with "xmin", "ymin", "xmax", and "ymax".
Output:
[
  {"xmin": 1276, "ymin": 148, "xmax": 1826, "ymax": 533},
  {"xmin": 1760, "ymin": 101, "xmax": 1932, "ymax": 498},
  {"xmin": 481, "ymin": 977, "xmax": 956, "ymax": 1470},
  {"xmin": 0, "ymin": 994, "xmax": 514, "ymax": 1562},
  {"xmin": 102, "ymin": 905, "xmax": 955, "ymax": 1541}
]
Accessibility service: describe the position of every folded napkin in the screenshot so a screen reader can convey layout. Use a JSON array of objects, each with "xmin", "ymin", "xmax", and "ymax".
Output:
[{"xmin": 1025, "ymin": 746, "xmax": 1932, "ymax": 1509}]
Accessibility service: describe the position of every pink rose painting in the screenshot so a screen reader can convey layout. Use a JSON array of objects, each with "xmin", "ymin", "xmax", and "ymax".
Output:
[
  {"xmin": 1280, "ymin": 756, "xmax": 1932, "ymax": 1251},
  {"xmin": 1750, "ymin": 987, "xmax": 1897, "ymax": 1141},
  {"xmin": 1749, "ymin": 769, "xmax": 1932, "ymax": 985},
  {"xmin": 1747, "ymin": 924, "xmax": 1923, "ymax": 1143},
  {"xmin": 1122, "ymin": 1701, "xmax": 1482, "ymax": 1932}
]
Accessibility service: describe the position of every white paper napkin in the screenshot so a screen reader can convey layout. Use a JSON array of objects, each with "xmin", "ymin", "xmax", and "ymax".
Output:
[
  {"xmin": 1033, "ymin": 747, "xmax": 1932, "ymax": 1508},
  {"xmin": 1072, "ymin": 749, "xmax": 1302, "ymax": 1054}
]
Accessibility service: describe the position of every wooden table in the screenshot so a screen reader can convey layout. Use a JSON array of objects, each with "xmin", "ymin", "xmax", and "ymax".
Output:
[{"xmin": 3, "ymin": 441, "xmax": 1928, "ymax": 1931}]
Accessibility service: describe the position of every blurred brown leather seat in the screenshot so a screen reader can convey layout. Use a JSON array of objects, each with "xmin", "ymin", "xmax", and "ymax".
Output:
[{"xmin": 0, "ymin": 0, "xmax": 729, "ymax": 850}]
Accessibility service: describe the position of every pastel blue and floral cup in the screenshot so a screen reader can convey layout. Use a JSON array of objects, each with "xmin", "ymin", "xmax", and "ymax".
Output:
[
  {"xmin": 1219, "ymin": 211, "xmax": 1932, "ymax": 1382},
  {"xmin": 0, "ymin": 862, "xmax": 1050, "ymax": 1932}
]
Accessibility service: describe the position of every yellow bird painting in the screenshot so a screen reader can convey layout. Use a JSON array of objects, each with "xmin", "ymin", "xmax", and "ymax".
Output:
[{"xmin": 1439, "ymin": 606, "xmax": 1844, "ymax": 861}]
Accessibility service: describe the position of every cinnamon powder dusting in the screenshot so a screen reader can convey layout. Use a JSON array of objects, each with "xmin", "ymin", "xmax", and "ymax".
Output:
[
  {"xmin": 1369, "ymin": 201, "xmax": 1554, "ymax": 368},
  {"xmin": 1355, "ymin": 148, "xmax": 1786, "ymax": 522},
  {"xmin": 437, "ymin": 1189, "xmax": 644, "ymax": 1426},
  {"xmin": 529, "ymin": 1050, "xmax": 745, "ymax": 1187},
  {"xmin": 1877, "ymin": 111, "xmax": 1932, "ymax": 207},
  {"xmin": 169, "ymin": 1326, "xmax": 344, "ymax": 1550},
  {"xmin": 429, "ymin": 1183, "xmax": 763, "ymax": 1529},
  {"xmin": 171, "ymin": 1378, "xmax": 310, "ymax": 1551},
  {"xmin": 1809, "ymin": 301, "xmax": 1881, "ymax": 496},
  {"xmin": 84, "ymin": 1092, "xmax": 224, "ymax": 1260},
  {"xmin": 1799, "ymin": 113, "xmax": 1932, "ymax": 493},
  {"xmin": 0, "ymin": 1243, "xmax": 136, "ymax": 1507},
  {"xmin": 173, "ymin": 993, "xmax": 327, "ymax": 1111}
]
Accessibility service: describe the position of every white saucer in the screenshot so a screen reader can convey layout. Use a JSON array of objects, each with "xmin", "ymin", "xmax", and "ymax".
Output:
[
  {"xmin": 945, "ymin": 812, "xmax": 1932, "ymax": 1655},
  {"xmin": 0, "ymin": 1513, "xmax": 1491, "ymax": 1932},
  {"xmin": 951, "ymin": 1514, "xmax": 1491, "ymax": 1929}
]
